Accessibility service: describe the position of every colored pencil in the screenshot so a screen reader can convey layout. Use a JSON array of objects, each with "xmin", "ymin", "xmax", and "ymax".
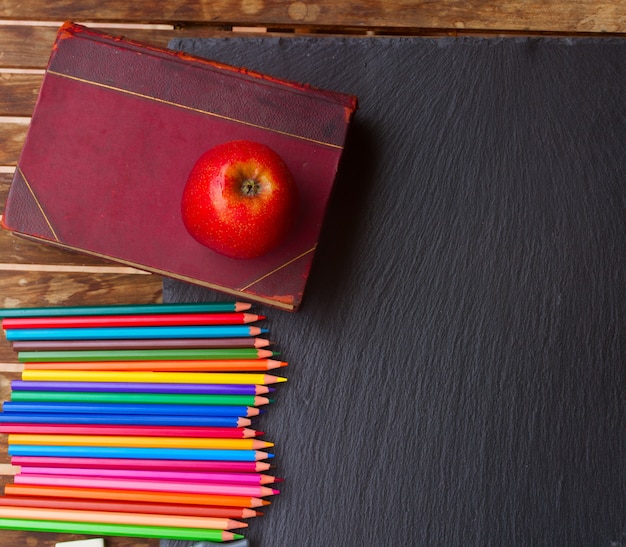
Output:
[
  {"xmin": 0, "ymin": 414, "xmax": 251, "ymax": 427},
  {"xmin": 21, "ymin": 370, "xmax": 287, "ymax": 385},
  {"xmin": 0, "ymin": 424, "xmax": 262, "ymax": 438},
  {"xmin": 0, "ymin": 496, "xmax": 262, "ymax": 518},
  {"xmin": 16, "ymin": 466, "xmax": 279, "ymax": 484},
  {"xmin": 7, "ymin": 445, "xmax": 273, "ymax": 461},
  {"xmin": 11, "ymin": 337, "xmax": 272, "ymax": 351},
  {"xmin": 5, "ymin": 484, "xmax": 271, "ymax": 508},
  {"xmin": 0, "ymin": 301, "xmax": 251, "ymax": 318},
  {"xmin": 11, "ymin": 380, "xmax": 272, "ymax": 395},
  {"xmin": 0, "ymin": 505, "xmax": 247, "ymax": 530},
  {"xmin": 8, "ymin": 434, "xmax": 273, "ymax": 450},
  {"xmin": 11, "ymin": 456, "xmax": 271, "ymax": 473},
  {"xmin": 7, "ymin": 325, "xmax": 268, "ymax": 342},
  {"xmin": 22, "ymin": 359, "xmax": 287, "ymax": 371},
  {"xmin": 18, "ymin": 348, "xmax": 275, "ymax": 362},
  {"xmin": 2, "ymin": 312, "xmax": 265, "ymax": 329},
  {"xmin": 3, "ymin": 402, "xmax": 261, "ymax": 417},
  {"xmin": 10, "ymin": 391, "xmax": 272, "ymax": 407},
  {"xmin": 13, "ymin": 475, "xmax": 279, "ymax": 497},
  {"xmin": 0, "ymin": 516, "xmax": 244, "ymax": 541}
]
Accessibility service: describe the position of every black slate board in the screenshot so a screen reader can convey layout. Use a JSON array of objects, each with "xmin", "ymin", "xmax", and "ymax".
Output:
[{"xmin": 162, "ymin": 37, "xmax": 625, "ymax": 547}]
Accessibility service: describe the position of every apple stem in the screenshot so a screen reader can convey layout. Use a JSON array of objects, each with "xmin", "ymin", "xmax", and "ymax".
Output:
[{"xmin": 241, "ymin": 179, "xmax": 261, "ymax": 197}]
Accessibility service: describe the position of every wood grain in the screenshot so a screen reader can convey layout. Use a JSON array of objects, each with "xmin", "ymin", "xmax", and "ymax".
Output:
[
  {"xmin": 0, "ymin": 24, "xmax": 270, "ymax": 70},
  {"xmin": 0, "ymin": 0, "xmax": 624, "ymax": 33},
  {"xmin": 0, "ymin": 124, "xmax": 26, "ymax": 166},
  {"xmin": 0, "ymin": 74, "xmax": 42, "ymax": 118}
]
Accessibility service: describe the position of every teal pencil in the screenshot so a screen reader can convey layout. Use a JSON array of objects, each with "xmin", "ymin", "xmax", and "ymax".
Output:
[
  {"xmin": 0, "ymin": 517, "xmax": 244, "ymax": 541},
  {"xmin": 10, "ymin": 391, "xmax": 272, "ymax": 406},
  {"xmin": 0, "ymin": 301, "xmax": 251, "ymax": 318},
  {"xmin": 17, "ymin": 348, "xmax": 276, "ymax": 362}
]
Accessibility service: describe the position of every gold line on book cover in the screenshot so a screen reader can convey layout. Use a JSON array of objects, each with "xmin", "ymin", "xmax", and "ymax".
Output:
[
  {"xmin": 240, "ymin": 246, "xmax": 317, "ymax": 291},
  {"xmin": 16, "ymin": 166, "xmax": 60, "ymax": 242},
  {"xmin": 47, "ymin": 70, "xmax": 344, "ymax": 150}
]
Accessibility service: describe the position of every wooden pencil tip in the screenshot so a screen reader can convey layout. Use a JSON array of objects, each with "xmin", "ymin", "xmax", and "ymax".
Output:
[
  {"xmin": 235, "ymin": 302, "xmax": 253, "ymax": 312},
  {"xmin": 242, "ymin": 508, "xmax": 262, "ymax": 518}
]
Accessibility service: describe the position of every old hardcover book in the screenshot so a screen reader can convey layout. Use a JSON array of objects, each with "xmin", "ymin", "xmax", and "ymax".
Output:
[{"xmin": 2, "ymin": 22, "xmax": 357, "ymax": 311}]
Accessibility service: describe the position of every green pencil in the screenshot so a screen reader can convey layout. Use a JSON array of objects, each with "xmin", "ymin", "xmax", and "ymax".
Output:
[
  {"xmin": 0, "ymin": 517, "xmax": 244, "ymax": 541},
  {"xmin": 18, "ymin": 348, "xmax": 276, "ymax": 362},
  {"xmin": 0, "ymin": 301, "xmax": 251, "ymax": 318},
  {"xmin": 11, "ymin": 391, "xmax": 271, "ymax": 406}
]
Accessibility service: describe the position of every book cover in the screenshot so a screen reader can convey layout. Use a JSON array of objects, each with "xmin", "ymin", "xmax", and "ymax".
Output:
[{"xmin": 2, "ymin": 22, "xmax": 357, "ymax": 311}]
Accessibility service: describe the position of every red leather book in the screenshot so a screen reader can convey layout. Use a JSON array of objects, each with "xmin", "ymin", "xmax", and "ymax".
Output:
[{"xmin": 2, "ymin": 23, "xmax": 357, "ymax": 311}]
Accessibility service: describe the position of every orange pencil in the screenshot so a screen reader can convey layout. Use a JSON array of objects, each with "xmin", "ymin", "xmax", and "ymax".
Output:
[
  {"xmin": 5, "ymin": 484, "xmax": 271, "ymax": 507},
  {"xmin": 0, "ymin": 496, "xmax": 263, "ymax": 518},
  {"xmin": 23, "ymin": 359, "xmax": 287, "ymax": 372}
]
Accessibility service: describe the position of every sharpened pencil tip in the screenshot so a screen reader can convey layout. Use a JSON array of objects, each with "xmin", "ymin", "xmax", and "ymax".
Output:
[{"xmin": 235, "ymin": 302, "xmax": 253, "ymax": 312}]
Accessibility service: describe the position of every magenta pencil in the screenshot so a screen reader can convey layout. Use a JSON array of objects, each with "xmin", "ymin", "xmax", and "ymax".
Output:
[
  {"xmin": 0, "ymin": 424, "xmax": 262, "ymax": 438},
  {"xmin": 14, "ymin": 474, "xmax": 279, "ymax": 497},
  {"xmin": 17, "ymin": 466, "xmax": 280, "ymax": 485},
  {"xmin": 11, "ymin": 456, "xmax": 272, "ymax": 473}
]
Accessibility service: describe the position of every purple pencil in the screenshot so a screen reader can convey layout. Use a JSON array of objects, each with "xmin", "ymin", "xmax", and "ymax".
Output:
[
  {"xmin": 10, "ymin": 337, "xmax": 272, "ymax": 351},
  {"xmin": 10, "ymin": 380, "xmax": 273, "ymax": 395}
]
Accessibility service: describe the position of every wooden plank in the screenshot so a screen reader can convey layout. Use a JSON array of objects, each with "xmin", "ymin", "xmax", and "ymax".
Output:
[
  {"xmin": 0, "ymin": 270, "xmax": 161, "ymax": 314},
  {"xmin": 0, "ymin": 173, "xmax": 11, "ymax": 211},
  {"xmin": 0, "ymin": 25, "xmax": 268, "ymax": 70},
  {"xmin": 0, "ymin": 123, "xmax": 26, "ymax": 166},
  {"xmin": 0, "ymin": 74, "xmax": 42, "ymax": 117},
  {"xmin": 0, "ymin": 0, "xmax": 624, "ymax": 33}
]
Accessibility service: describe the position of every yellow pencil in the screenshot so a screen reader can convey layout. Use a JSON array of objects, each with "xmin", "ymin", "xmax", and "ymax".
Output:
[
  {"xmin": 8, "ymin": 434, "xmax": 273, "ymax": 450},
  {"xmin": 21, "ymin": 370, "xmax": 287, "ymax": 385}
]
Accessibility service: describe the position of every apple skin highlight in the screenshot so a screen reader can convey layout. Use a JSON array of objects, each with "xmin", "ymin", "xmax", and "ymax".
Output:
[{"xmin": 181, "ymin": 140, "xmax": 299, "ymax": 259}]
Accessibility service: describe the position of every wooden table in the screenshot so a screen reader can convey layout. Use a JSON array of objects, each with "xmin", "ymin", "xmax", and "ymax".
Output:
[{"xmin": 0, "ymin": 2, "xmax": 624, "ymax": 546}]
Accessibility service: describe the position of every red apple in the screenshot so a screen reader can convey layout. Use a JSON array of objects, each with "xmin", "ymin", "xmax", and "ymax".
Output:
[{"xmin": 181, "ymin": 140, "xmax": 299, "ymax": 259}]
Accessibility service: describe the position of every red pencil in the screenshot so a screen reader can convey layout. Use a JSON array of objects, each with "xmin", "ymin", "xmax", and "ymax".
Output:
[
  {"xmin": 0, "ymin": 495, "xmax": 263, "ymax": 518},
  {"xmin": 2, "ymin": 312, "xmax": 266, "ymax": 329}
]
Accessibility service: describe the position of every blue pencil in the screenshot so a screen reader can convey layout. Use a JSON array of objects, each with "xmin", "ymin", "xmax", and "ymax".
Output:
[
  {"xmin": 11, "ymin": 380, "xmax": 272, "ymax": 395},
  {"xmin": 5, "ymin": 325, "xmax": 268, "ymax": 341},
  {"xmin": 0, "ymin": 413, "xmax": 250, "ymax": 427},
  {"xmin": 7, "ymin": 444, "xmax": 272, "ymax": 461},
  {"xmin": 2, "ymin": 402, "xmax": 260, "ymax": 417}
]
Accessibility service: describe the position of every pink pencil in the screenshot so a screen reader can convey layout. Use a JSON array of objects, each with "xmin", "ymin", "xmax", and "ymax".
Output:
[
  {"xmin": 18, "ymin": 466, "xmax": 280, "ymax": 485},
  {"xmin": 0, "ymin": 424, "xmax": 262, "ymax": 438},
  {"xmin": 11, "ymin": 456, "xmax": 272, "ymax": 473},
  {"xmin": 14, "ymin": 474, "xmax": 280, "ymax": 497}
]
